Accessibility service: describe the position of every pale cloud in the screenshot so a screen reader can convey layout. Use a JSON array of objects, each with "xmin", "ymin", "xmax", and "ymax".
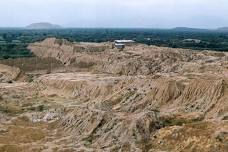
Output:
[{"xmin": 0, "ymin": 0, "xmax": 228, "ymax": 28}]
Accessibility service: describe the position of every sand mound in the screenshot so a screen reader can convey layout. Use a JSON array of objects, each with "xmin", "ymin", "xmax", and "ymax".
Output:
[
  {"xmin": 0, "ymin": 64, "xmax": 26, "ymax": 82},
  {"xmin": 36, "ymin": 72, "xmax": 227, "ymax": 120},
  {"xmin": 28, "ymin": 38, "xmax": 111, "ymax": 66},
  {"xmin": 31, "ymin": 71, "xmax": 228, "ymax": 151},
  {"xmin": 1, "ymin": 38, "xmax": 226, "ymax": 151},
  {"xmin": 61, "ymin": 107, "xmax": 159, "ymax": 151},
  {"xmin": 28, "ymin": 38, "xmax": 228, "ymax": 76}
]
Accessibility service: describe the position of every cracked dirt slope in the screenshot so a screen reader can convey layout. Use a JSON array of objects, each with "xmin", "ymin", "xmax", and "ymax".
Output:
[{"xmin": 0, "ymin": 38, "xmax": 227, "ymax": 152}]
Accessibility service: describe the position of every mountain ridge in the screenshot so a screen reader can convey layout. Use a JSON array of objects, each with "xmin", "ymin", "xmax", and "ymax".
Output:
[
  {"xmin": 26, "ymin": 22, "xmax": 62, "ymax": 29},
  {"xmin": 217, "ymin": 27, "xmax": 228, "ymax": 31}
]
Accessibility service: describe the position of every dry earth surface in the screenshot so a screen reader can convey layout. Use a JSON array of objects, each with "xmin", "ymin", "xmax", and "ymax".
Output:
[{"xmin": 0, "ymin": 38, "xmax": 228, "ymax": 152}]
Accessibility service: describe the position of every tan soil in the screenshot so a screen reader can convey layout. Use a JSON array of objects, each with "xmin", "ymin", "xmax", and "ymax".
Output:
[{"xmin": 0, "ymin": 38, "xmax": 227, "ymax": 152}]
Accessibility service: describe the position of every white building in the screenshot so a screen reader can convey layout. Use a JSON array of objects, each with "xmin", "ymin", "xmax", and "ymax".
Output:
[
  {"xmin": 114, "ymin": 40, "xmax": 135, "ymax": 46},
  {"xmin": 115, "ymin": 43, "xmax": 125, "ymax": 49},
  {"xmin": 183, "ymin": 39, "xmax": 201, "ymax": 44},
  {"xmin": 114, "ymin": 40, "xmax": 135, "ymax": 50}
]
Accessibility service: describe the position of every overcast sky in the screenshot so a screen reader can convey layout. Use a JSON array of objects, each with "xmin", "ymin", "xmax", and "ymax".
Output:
[{"xmin": 1, "ymin": 0, "xmax": 228, "ymax": 28}]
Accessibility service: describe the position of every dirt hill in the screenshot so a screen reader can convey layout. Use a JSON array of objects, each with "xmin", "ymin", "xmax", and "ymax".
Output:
[
  {"xmin": 0, "ymin": 38, "xmax": 227, "ymax": 151},
  {"xmin": 26, "ymin": 22, "xmax": 62, "ymax": 29},
  {"xmin": 0, "ymin": 64, "xmax": 26, "ymax": 82}
]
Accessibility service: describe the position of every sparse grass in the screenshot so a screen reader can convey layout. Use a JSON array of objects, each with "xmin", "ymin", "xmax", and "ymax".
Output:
[
  {"xmin": 27, "ymin": 74, "xmax": 34, "ymax": 82},
  {"xmin": 19, "ymin": 115, "xmax": 30, "ymax": 122},
  {"xmin": 0, "ymin": 114, "xmax": 67, "ymax": 151},
  {"xmin": 0, "ymin": 57, "xmax": 64, "ymax": 72},
  {"xmin": 0, "ymin": 145, "xmax": 22, "ymax": 152},
  {"xmin": 124, "ymin": 91, "xmax": 136, "ymax": 101},
  {"xmin": 0, "ymin": 117, "xmax": 47, "ymax": 145},
  {"xmin": 186, "ymin": 121, "xmax": 212, "ymax": 130},
  {"xmin": 162, "ymin": 117, "xmax": 201, "ymax": 127},
  {"xmin": 9, "ymin": 126, "xmax": 45, "ymax": 142},
  {"xmin": 27, "ymin": 104, "xmax": 46, "ymax": 112},
  {"xmin": 0, "ymin": 103, "xmax": 23, "ymax": 115},
  {"xmin": 162, "ymin": 118, "xmax": 187, "ymax": 126},
  {"xmin": 71, "ymin": 61, "xmax": 95, "ymax": 69},
  {"xmin": 37, "ymin": 105, "xmax": 45, "ymax": 112}
]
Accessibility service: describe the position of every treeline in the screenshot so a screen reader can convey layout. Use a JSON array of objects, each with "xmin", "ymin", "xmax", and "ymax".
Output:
[{"xmin": 0, "ymin": 28, "xmax": 228, "ymax": 59}]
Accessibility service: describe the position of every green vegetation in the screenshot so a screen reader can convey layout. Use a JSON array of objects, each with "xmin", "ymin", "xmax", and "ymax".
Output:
[
  {"xmin": 0, "ymin": 101, "xmax": 24, "ymax": 115},
  {"xmin": 0, "ymin": 28, "xmax": 228, "ymax": 59}
]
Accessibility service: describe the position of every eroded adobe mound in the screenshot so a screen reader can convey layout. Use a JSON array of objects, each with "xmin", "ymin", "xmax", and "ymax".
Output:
[
  {"xmin": 0, "ymin": 64, "xmax": 26, "ymax": 82},
  {"xmin": 32, "ymin": 72, "xmax": 228, "ymax": 151},
  {"xmin": 0, "ymin": 38, "xmax": 227, "ymax": 151}
]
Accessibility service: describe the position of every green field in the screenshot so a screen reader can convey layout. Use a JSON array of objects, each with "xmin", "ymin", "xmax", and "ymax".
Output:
[{"xmin": 1, "ymin": 28, "xmax": 228, "ymax": 59}]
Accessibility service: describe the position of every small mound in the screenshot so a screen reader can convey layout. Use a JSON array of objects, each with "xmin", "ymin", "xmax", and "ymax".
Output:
[
  {"xmin": 0, "ymin": 64, "xmax": 26, "ymax": 82},
  {"xmin": 61, "ymin": 107, "xmax": 160, "ymax": 151},
  {"xmin": 28, "ymin": 38, "xmax": 111, "ymax": 66}
]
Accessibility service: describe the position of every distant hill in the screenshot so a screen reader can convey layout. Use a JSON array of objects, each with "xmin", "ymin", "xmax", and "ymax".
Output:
[
  {"xmin": 172, "ymin": 27, "xmax": 208, "ymax": 32},
  {"xmin": 26, "ymin": 22, "xmax": 62, "ymax": 29},
  {"xmin": 217, "ymin": 27, "xmax": 228, "ymax": 31}
]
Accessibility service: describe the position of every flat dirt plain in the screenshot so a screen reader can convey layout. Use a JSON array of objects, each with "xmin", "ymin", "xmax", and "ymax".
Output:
[{"xmin": 0, "ymin": 38, "xmax": 228, "ymax": 152}]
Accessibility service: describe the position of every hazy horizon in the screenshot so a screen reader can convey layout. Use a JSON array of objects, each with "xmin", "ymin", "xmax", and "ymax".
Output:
[{"xmin": 1, "ymin": 0, "xmax": 228, "ymax": 28}]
